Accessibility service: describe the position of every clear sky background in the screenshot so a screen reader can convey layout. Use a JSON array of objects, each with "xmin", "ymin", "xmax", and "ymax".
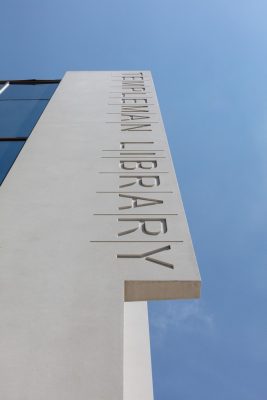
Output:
[{"xmin": 1, "ymin": 0, "xmax": 267, "ymax": 398}]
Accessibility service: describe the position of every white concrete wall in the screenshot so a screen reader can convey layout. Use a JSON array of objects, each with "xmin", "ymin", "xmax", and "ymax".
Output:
[
  {"xmin": 124, "ymin": 302, "xmax": 154, "ymax": 400},
  {"xmin": 0, "ymin": 72, "xmax": 200, "ymax": 399}
]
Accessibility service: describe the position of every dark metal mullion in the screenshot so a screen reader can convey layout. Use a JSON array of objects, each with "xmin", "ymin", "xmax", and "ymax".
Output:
[
  {"xmin": 0, "ymin": 98, "xmax": 52, "ymax": 101},
  {"xmin": 0, "ymin": 137, "xmax": 27, "ymax": 141},
  {"xmin": 0, "ymin": 79, "xmax": 61, "ymax": 85}
]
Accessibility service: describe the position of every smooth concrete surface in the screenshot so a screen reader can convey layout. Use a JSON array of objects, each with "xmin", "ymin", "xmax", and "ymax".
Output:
[
  {"xmin": 0, "ymin": 72, "xmax": 200, "ymax": 399},
  {"xmin": 124, "ymin": 302, "xmax": 153, "ymax": 400}
]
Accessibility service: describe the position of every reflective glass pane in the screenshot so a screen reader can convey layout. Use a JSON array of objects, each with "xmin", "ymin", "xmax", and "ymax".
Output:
[
  {"xmin": 0, "ymin": 83, "xmax": 58, "ymax": 100},
  {"xmin": 0, "ymin": 141, "xmax": 24, "ymax": 184},
  {"xmin": 0, "ymin": 100, "xmax": 49, "ymax": 137}
]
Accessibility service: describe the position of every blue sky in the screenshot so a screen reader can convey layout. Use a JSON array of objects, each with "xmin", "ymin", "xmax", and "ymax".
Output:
[{"xmin": 1, "ymin": 0, "xmax": 267, "ymax": 398}]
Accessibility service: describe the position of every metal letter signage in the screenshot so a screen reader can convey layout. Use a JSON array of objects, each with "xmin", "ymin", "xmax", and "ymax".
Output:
[
  {"xmin": 0, "ymin": 72, "xmax": 200, "ymax": 400},
  {"xmin": 93, "ymin": 71, "xmax": 200, "ymax": 301}
]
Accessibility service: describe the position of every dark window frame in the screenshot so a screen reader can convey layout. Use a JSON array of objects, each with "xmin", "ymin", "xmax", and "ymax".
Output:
[
  {"xmin": 0, "ymin": 79, "xmax": 61, "ymax": 85},
  {"xmin": 0, "ymin": 79, "xmax": 60, "ymax": 185}
]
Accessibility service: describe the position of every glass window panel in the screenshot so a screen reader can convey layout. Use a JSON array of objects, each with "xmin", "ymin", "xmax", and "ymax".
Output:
[
  {"xmin": 0, "ymin": 141, "xmax": 24, "ymax": 184},
  {"xmin": 0, "ymin": 83, "xmax": 10, "ymax": 95},
  {"xmin": 0, "ymin": 100, "xmax": 49, "ymax": 138},
  {"xmin": 0, "ymin": 83, "xmax": 58, "ymax": 100}
]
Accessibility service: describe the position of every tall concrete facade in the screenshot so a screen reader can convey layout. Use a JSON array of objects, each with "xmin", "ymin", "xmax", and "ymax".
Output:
[{"xmin": 0, "ymin": 72, "xmax": 200, "ymax": 399}]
